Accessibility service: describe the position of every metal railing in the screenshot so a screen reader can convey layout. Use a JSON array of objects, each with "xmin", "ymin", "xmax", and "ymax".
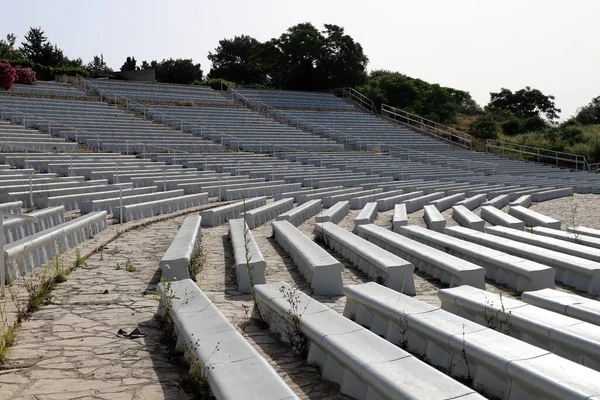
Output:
[
  {"xmin": 381, "ymin": 104, "xmax": 473, "ymax": 149},
  {"xmin": 485, "ymin": 140, "xmax": 590, "ymax": 171},
  {"xmin": 328, "ymin": 87, "xmax": 376, "ymax": 113}
]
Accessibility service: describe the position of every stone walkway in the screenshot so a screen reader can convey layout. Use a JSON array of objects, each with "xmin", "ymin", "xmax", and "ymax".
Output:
[{"xmin": 0, "ymin": 216, "xmax": 191, "ymax": 400}]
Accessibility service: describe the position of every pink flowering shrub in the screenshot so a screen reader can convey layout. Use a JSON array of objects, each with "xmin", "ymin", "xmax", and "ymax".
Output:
[
  {"xmin": 15, "ymin": 66, "xmax": 36, "ymax": 85},
  {"xmin": 0, "ymin": 60, "xmax": 17, "ymax": 90}
]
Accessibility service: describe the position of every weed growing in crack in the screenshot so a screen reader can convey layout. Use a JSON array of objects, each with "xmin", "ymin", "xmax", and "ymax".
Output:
[{"xmin": 279, "ymin": 284, "xmax": 308, "ymax": 357}]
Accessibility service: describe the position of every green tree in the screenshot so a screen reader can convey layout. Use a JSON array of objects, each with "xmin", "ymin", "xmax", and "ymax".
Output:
[
  {"xmin": 207, "ymin": 35, "xmax": 266, "ymax": 85},
  {"xmin": 120, "ymin": 56, "xmax": 137, "ymax": 72},
  {"xmin": 19, "ymin": 27, "xmax": 65, "ymax": 66},
  {"xmin": 0, "ymin": 34, "xmax": 22, "ymax": 60},
  {"xmin": 575, "ymin": 96, "xmax": 600, "ymax": 125},
  {"xmin": 152, "ymin": 58, "xmax": 202, "ymax": 84},
  {"xmin": 469, "ymin": 114, "xmax": 499, "ymax": 140},
  {"xmin": 86, "ymin": 54, "xmax": 112, "ymax": 74},
  {"xmin": 486, "ymin": 86, "xmax": 561, "ymax": 121}
]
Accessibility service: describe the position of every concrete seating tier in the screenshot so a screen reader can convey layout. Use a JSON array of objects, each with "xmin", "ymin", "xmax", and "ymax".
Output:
[
  {"xmin": 315, "ymin": 201, "xmax": 349, "ymax": 224},
  {"xmin": 451, "ymin": 205, "xmax": 485, "ymax": 231},
  {"xmin": 159, "ymin": 215, "xmax": 202, "ymax": 280},
  {"xmin": 454, "ymin": 193, "xmax": 487, "ymax": 210},
  {"xmin": 531, "ymin": 226, "xmax": 600, "ymax": 249},
  {"xmin": 530, "ymin": 187, "xmax": 573, "ymax": 202},
  {"xmin": 271, "ymin": 220, "xmax": 343, "ymax": 295},
  {"xmin": 0, "ymin": 201, "xmax": 23, "ymax": 214},
  {"xmin": 521, "ymin": 288, "xmax": 600, "ymax": 326},
  {"xmin": 568, "ymin": 226, "xmax": 600, "ymax": 239},
  {"xmin": 221, "ymin": 182, "xmax": 302, "ymax": 201},
  {"xmin": 316, "ymin": 222, "xmax": 415, "ymax": 294},
  {"xmin": 403, "ymin": 192, "xmax": 444, "ymax": 213},
  {"xmin": 482, "ymin": 194, "xmax": 510, "ymax": 209},
  {"xmin": 357, "ymin": 224, "xmax": 486, "ymax": 288},
  {"xmin": 439, "ymin": 285, "xmax": 600, "ymax": 372},
  {"xmin": 392, "ymin": 204, "xmax": 408, "ymax": 232},
  {"xmin": 114, "ymin": 193, "xmax": 208, "ymax": 222},
  {"xmin": 398, "ymin": 225, "xmax": 555, "ymax": 291},
  {"xmin": 156, "ymin": 279, "xmax": 298, "ymax": 400},
  {"xmin": 4, "ymin": 81, "xmax": 85, "ymax": 97},
  {"xmin": 242, "ymin": 198, "xmax": 294, "ymax": 229},
  {"xmin": 200, "ymin": 197, "xmax": 266, "ymax": 227},
  {"xmin": 80, "ymin": 188, "xmax": 187, "ymax": 215},
  {"xmin": 254, "ymin": 282, "xmax": 483, "ymax": 400},
  {"xmin": 275, "ymin": 200, "xmax": 322, "ymax": 227},
  {"xmin": 298, "ymin": 187, "xmax": 362, "ymax": 205},
  {"xmin": 322, "ymin": 188, "xmax": 382, "ymax": 208},
  {"xmin": 274, "ymin": 186, "xmax": 342, "ymax": 202},
  {"xmin": 4, "ymin": 211, "xmax": 107, "ymax": 280},
  {"xmin": 428, "ymin": 193, "xmax": 465, "ymax": 212},
  {"xmin": 487, "ymin": 225, "xmax": 600, "ymax": 262},
  {"xmin": 353, "ymin": 202, "xmax": 377, "ymax": 231},
  {"xmin": 0, "ymin": 121, "xmax": 78, "ymax": 151},
  {"xmin": 509, "ymin": 195, "xmax": 532, "ymax": 208},
  {"xmin": 423, "ymin": 205, "xmax": 446, "ymax": 232},
  {"xmin": 445, "ymin": 226, "xmax": 600, "ymax": 295},
  {"xmin": 480, "ymin": 206, "xmax": 525, "ymax": 230},
  {"xmin": 4, "ymin": 206, "xmax": 65, "ymax": 244},
  {"xmin": 349, "ymin": 189, "xmax": 404, "ymax": 210},
  {"xmin": 377, "ymin": 191, "xmax": 424, "ymax": 212},
  {"xmin": 343, "ymin": 283, "xmax": 600, "ymax": 400},
  {"xmin": 234, "ymin": 89, "xmax": 354, "ymax": 110},
  {"xmin": 509, "ymin": 205, "xmax": 561, "ymax": 229},
  {"xmin": 229, "ymin": 219, "xmax": 267, "ymax": 293}
]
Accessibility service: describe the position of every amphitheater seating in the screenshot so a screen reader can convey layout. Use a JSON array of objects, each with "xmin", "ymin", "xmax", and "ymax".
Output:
[
  {"xmin": 254, "ymin": 281, "xmax": 484, "ymax": 400},
  {"xmin": 4, "ymin": 206, "xmax": 65, "ymax": 244},
  {"xmin": 234, "ymin": 89, "xmax": 353, "ymax": 110},
  {"xmin": 480, "ymin": 206, "xmax": 525, "ymax": 230},
  {"xmin": 242, "ymin": 198, "xmax": 294, "ymax": 229},
  {"xmin": 353, "ymin": 202, "xmax": 377, "ymax": 231},
  {"xmin": 275, "ymin": 199, "xmax": 322, "ymax": 226},
  {"xmin": 509, "ymin": 205, "xmax": 561, "ymax": 229},
  {"xmin": 451, "ymin": 205, "xmax": 485, "ymax": 231},
  {"xmin": 0, "ymin": 121, "xmax": 78, "ymax": 151},
  {"xmin": 157, "ymin": 279, "xmax": 298, "ymax": 399},
  {"xmin": 315, "ymin": 201, "xmax": 349, "ymax": 224},
  {"xmin": 5, "ymin": 81, "xmax": 85, "ymax": 97},
  {"xmin": 357, "ymin": 224, "xmax": 486, "ymax": 288},
  {"xmin": 445, "ymin": 226, "xmax": 600, "ymax": 295},
  {"xmin": 229, "ymin": 219, "xmax": 266, "ymax": 294},
  {"xmin": 531, "ymin": 226, "xmax": 600, "ymax": 249},
  {"xmin": 200, "ymin": 197, "xmax": 266, "ymax": 227},
  {"xmin": 439, "ymin": 286, "xmax": 600, "ymax": 372},
  {"xmin": 521, "ymin": 288, "xmax": 600, "ymax": 326},
  {"xmin": 423, "ymin": 205, "xmax": 446, "ymax": 232},
  {"xmin": 398, "ymin": 225, "xmax": 555, "ymax": 291},
  {"xmin": 392, "ymin": 204, "xmax": 408, "ymax": 232},
  {"xmin": 159, "ymin": 215, "xmax": 202, "ymax": 280},
  {"xmin": 271, "ymin": 220, "xmax": 343, "ymax": 295},
  {"xmin": 114, "ymin": 193, "xmax": 208, "ymax": 222},
  {"xmin": 343, "ymin": 283, "xmax": 600, "ymax": 400},
  {"xmin": 316, "ymin": 222, "xmax": 415, "ymax": 294}
]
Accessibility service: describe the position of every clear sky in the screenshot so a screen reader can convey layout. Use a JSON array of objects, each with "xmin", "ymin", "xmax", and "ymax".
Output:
[{"xmin": 3, "ymin": 0, "xmax": 599, "ymax": 119}]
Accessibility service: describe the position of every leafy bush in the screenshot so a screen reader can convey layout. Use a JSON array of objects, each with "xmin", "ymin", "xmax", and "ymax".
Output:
[
  {"xmin": 559, "ymin": 125, "xmax": 584, "ymax": 146},
  {"xmin": 468, "ymin": 114, "xmax": 499, "ymax": 140},
  {"xmin": 522, "ymin": 115, "xmax": 547, "ymax": 132},
  {"xmin": 501, "ymin": 117, "xmax": 522, "ymax": 135},
  {"xmin": 14, "ymin": 65, "xmax": 36, "ymax": 84},
  {"xmin": 0, "ymin": 60, "xmax": 17, "ymax": 89},
  {"xmin": 6, "ymin": 58, "xmax": 87, "ymax": 81}
]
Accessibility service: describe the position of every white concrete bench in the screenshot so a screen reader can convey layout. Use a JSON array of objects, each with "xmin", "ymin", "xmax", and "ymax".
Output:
[
  {"xmin": 391, "ymin": 204, "xmax": 407, "ymax": 233},
  {"xmin": 403, "ymin": 192, "xmax": 444, "ymax": 213},
  {"xmin": 428, "ymin": 193, "xmax": 465, "ymax": 212},
  {"xmin": 521, "ymin": 288, "xmax": 600, "ymax": 326},
  {"xmin": 115, "ymin": 193, "xmax": 208, "ymax": 222},
  {"xmin": 357, "ymin": 224, "xmax": 486, "ymax": 288},
  {"xmin": 0, "ymin": 201, "xmax": 23, "ymax": 214},
  {"xmin": 200, "ymin": 197, "xmax": 266, "ymax": 227},
  {"xmin": 323, "ymin": 189, "xmax": 382, "ymax": 208},
  {"xmin": 315, "ymin": 201, "xmax": 349, "ymax": 224},
  {"xmin": 452, "ymin": 205, "xmax": 485, "ymax": 231},
  {"xmin": 343, "ymin": 282, "xmax": 600, "ymax": 400},
  {"xmin": 222, "ymin": 182, "xmax": 302, "ymax": 201},
  {"xmin": 398, "ymin": 225, "xmax": 555, "ymax": 291},
  {"xmin": 480, "ymin": 205, "xmax": 525, "ymax": 230},
  {"xmin": 568, "ymin": 226, "xmax": 600, "ymax": 239},
  {"xmin": 531, "ymin": 187, "xmax": 573, "ymax": 202},
  {"xmin": 423, "ymin": 204, "xmax": 446, "ymax": 232},
  {"xmin": 275, "ymin": 199, "xmax": 321, "ymax": 227},
  {"xmin": 509, "ymin": 205, "xmax": 561, "ymax": 229},
  {"xmin": 509, "ymin": 195, "xmax": 531, "ymax": 208},
  {"xmin": 79, "ymin": 188, "xmax": 178, "ymax": 214},
  {"xmin": 241, "ymin": 198, "xmax": 294, "ymax": 229},
  {"xmin": 488, "ymin": 225, "xmax": 600, "ymax": 262},
  {"xmin": 254, "ymin": 281, "xmax": 482, "ymax": 400},
  {"xmin": 4, "ymin": 206, "xmax": 65, "ymax": 244},
  {"xmin": 349, "ymin": 189, "xmax": 404, "ymax": 210},
  {"xmin": 297, "ymin": 187, "xmax": 362, "ymax": 205},
  {"xmin": 5, "ymin": 211, "xmax": 107, "ymax": 280},
  {"xmin": 229, "ymin": 218, "xmax": 266, "ymax": 294},
  {"xmin": 532, "ymin": 226, "xmax": 600, "ymax": 249},
  {"xmin": 439, "ymin": 285, "xmax": 600, "ymax": 372},
  {"xmin": 353, "ymin": 202, "xmax": 377, "ymax": 232},
  {"xmin": 157, "ymin": 279, "xmax": 298, "ymax": 400},
  {"xmin": 271, "ymin": 220, "xmax": 343, "ymax": 295},
  {"xmin": 5, "ymin": 184, "xmax": 131, "ymax": 208},
  {"xmin": 274, "ymin": 186, "xmax": 343, "ymax": 202},
  {"xmin": 44, "ymin": 186, "xmax": 157, "ymax": 211},
  {"xmin": 316, "ymin": 222, "xmax": 415, "ymax": 294},
  {"xmin": 482, "ymin": 194, "xmax": 510, "ymax": 209},
  {"xmin": 159, "ymin": 215, "xmax": 202, "ymax": 280},
  {"xmin": 376, "ymin": 191, "xmax": 423, "ymax": 211},
  {"xmin": 454, "ymin": 193, "xmax": 487, "ymax": 211},
  {"xmin": 446, "ymin": 225, "xmax": 600, "ymax": 295}
]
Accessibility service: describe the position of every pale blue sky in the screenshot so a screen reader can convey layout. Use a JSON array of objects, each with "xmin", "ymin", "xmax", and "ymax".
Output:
[{"xmin": 4, "ymin": 0, "xmax": 599, "ymax": 119}]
